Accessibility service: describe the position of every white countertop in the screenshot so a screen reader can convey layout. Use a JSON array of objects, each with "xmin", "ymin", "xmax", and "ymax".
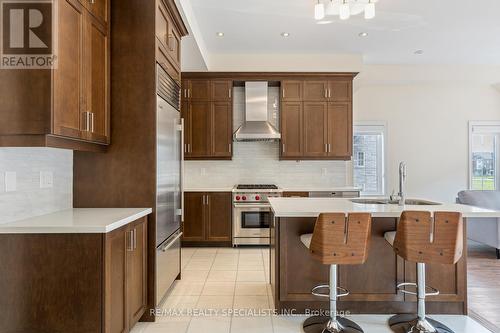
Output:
[
  {"xmin": 184, "ymin": 187, "xmax": 233, "ymax": 192},
  {"xmin": 268, "ymin": 197, "xmax": 500, "ymax": 218},
  {"xmin": 184, "ymin": 186, "xmax": 361, "ymax": 193},
  {"xmin": 0, "ymin": 208, "xmax": 153, "ymax": 234}
]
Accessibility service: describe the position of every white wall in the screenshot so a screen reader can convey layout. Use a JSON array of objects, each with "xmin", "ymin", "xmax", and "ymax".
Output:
[
  {"xmin": 183, "ymin": 53, "xmax": 500, "ymax": 202},
  {"xmin": 0, "ymin": 148, "xmax": 72, "ymax": 224}
]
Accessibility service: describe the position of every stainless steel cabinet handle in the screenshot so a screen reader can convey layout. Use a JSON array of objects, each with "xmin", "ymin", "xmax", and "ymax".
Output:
[
  {"xmin": 89, "ymin": 0, "xmax": 95, "ymax": 4},
  {"xmin": 282, "ymin": 88, "xmax": 285, "ymax": 99},
  {"xmin": 168, "ymin": 34, "xmax": 174, "ymax": 51},
  {"xmin": 86, "ymin": 112, "xmax": 91, "ymax": 132},
  {"xmin": 229, "ymin": 144, "xmax": 232, "ymax": 153},
  {"xmin": 282, "ymin": 143, "xmax": 285, "ymax": 153},
  {"xmin": 188, "ymin": 143, "xmax": 191, "ymax": 152},
  {"xmin": 229, "ymin": 88, "xmax": 231, "ymax": 99},
  {"xmin": 133, "ymin": 228, "xmax": 137, "ymax": 250},
  {"xmin": 325, "ymin": 144, "xmax": 328, "ymax": 153},
  {"xmin": 324, "ymin": 89, "xmax": 328, "ymax": 98},
  {"xmin": 206, "ymin": 195, "xmax": 209, "ymax": 206},
  {"xmin": 328, "ymin": 144, "xmax": 331, "ymax": 153},
  {"xmin": 90, "ymin": 113, "xmax": 94, "ymax": 133},
  {"xmin": 127, "ymin": 230, "xmax": 133, "ymax": 251}
]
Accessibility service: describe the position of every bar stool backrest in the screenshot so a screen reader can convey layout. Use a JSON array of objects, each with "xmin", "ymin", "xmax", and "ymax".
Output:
[
  {"xmin": 309, "ymin": 213, "xmax": 372, "ymax": 265},
  {"xmin": 393, "ymin": 211, "xmax": 463, "ymax": 264}
]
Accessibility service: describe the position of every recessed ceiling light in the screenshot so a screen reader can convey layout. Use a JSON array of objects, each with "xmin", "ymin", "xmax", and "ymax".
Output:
[
  {"xmin": 359, "ymin": 32, "xmax": 369, "ymax": 37},
  {"xmin": 414, "ymin": 49, "xmax": 424, "ymax": 55},
  {"xmin": 281, "ymin": 32, "xmax": 290, "ymax": 37},
  {"xmin": 216, "ymin": 32, "xmax": 224, "ymax": 37},
  {"xmin": 317, "ymin": 20, "xmax": 333, "ymax": 25}
]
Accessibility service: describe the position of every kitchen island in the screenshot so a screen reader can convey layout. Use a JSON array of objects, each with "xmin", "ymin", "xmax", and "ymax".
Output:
[{"xmin": 268, "ymin": 197, "xmax": 500, "ymax": 315}]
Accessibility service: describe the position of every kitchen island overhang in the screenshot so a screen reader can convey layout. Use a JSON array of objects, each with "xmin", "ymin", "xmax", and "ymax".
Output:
[{"xmin": 268, "ymin": 197, "xmax": 500, "ymax": 315}]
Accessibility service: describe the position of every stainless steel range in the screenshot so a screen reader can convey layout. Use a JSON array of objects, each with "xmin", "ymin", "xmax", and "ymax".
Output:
[{"xmin": 232, "ymin": 184, "xmax": 283, "ymax": 246}]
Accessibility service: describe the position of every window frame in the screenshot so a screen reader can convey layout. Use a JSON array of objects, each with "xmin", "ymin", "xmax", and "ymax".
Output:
[
  {"xmin": 353, "ymin": 121, "xmax": 387, "ymax": 197},
  {"xmin": 468, "ymin": 121, "xmax": 500, "ymax": 191}
]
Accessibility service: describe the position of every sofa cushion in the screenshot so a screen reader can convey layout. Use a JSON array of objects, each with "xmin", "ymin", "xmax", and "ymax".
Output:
[{"xmin": 457, "ymin": 190, "xmax": 500, "ymax": 210}]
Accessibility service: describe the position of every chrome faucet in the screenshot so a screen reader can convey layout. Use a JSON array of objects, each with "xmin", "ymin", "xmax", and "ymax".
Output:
[{"xmin": 398, "ymin": 162, "xmax": 407, "ymax": 206}]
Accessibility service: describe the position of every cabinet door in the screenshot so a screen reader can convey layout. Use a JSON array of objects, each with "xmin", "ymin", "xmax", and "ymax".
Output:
[
  {"xmin": 212, "ymin": 102, "xmax": 232, "ymax": 157},
  {"xmin": 105, "ymin": 226, "xmax": 128, "ymax": 333},
  {"xmin": 327, "ymin": 102, "xmax": 352, "ymax": 158},
  {"xmin": 85, "ymin": 14, "xmax": 109, "ymax": 144},
  {"xmin": 329, "ymin": 80, "xmax": 352, "ymax": 102},
  {"xmin": 155, "ymin": 0, "xmax": 169, "ymax": 50},
  {"xmin": 280, "ymin": 102, "xmax": 303, "ymax": 158},
  {"xmin": 189, "ymin": 80, "xmax": 211, "ymax": 101},
  {"xmin": 303, "ymin": 102, "xmax": 328, "ymax": 157},
  {"xmin": 206, "ymin": 192, "xmax": 232, "ymax": 242},
  {"xmin": 303, "ymin": 81, "xmax": 328, "ymax": 101},
  {"xmin": 127, "ymin": 218, "xmax": 147, "ymax": 327},
  {"xmin": 183, "ymin": 192, "xmax": 206, "ymax": 241},
  {"xmin": 53, "ymin": 0, "xmax": 85, "ymax": 139},
  {"xmin": 166, "ymin": 16, "xmax": 181, "ymax": 69},
  {"xmin": 187, "ymin": 101, "xmax": 211, "ymax": 157},
  {"xmin": 212, "ymin": 80, "xmax": 232, "ymax": 101},
  {"xmin": 281, "ymin": 81, "xmax": 303, "ymax": 101}
]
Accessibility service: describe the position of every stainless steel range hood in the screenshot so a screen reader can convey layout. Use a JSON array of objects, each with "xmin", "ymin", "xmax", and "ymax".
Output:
[{"xmin": 233, "ymin": 82, "xmax": 281, "ymax": 141}]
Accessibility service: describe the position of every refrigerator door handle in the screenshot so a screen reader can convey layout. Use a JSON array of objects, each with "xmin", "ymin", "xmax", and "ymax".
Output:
[{"xmin": 179, "ymin": 118, "xmax": 185, "ymax": 222}]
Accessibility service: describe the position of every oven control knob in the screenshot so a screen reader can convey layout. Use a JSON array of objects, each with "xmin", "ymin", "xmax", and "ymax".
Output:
[
  {"xmin": 255, "ymin": 195, "xmax": 260, "ymax": 200},
  {"xmin": 242, "ymin": 196, "xmax": 247, "ymax": 201},
  {"xmin": 236, "ymin": 196, "xmax": 241, "ymax": 201}
]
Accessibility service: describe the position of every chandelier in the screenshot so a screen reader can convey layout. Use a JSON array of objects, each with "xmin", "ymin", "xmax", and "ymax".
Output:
[{"xmin": 314, "ymin": 0, "xmax": 378, "ymax": 21}]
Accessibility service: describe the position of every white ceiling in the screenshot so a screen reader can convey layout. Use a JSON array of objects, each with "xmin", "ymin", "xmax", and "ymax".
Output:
[{"xmin": 185, "ymin": 0, "xmax": 500, "ymax": 65}]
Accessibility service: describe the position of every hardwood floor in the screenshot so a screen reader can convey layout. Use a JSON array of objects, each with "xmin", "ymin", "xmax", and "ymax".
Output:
[{"xmin": 468, "ymin": 241, "xmax": 500, "ymax": 333}]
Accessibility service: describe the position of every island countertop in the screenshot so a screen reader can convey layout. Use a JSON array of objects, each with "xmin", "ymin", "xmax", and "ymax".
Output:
[
  {"xmin": 0, "ymin": 208, "xmax": 153, "ymax": 234},
  {"xmin": 268, "ymin": 197, "xmax": 500, "ymax": 218}
]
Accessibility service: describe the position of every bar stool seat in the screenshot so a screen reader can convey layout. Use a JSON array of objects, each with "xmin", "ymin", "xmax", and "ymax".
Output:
[
  {"xmin": 300, "ymin": 212, "xmax": 372, "ymax": 333},
  {"xmin": 384, "ymin": 211, "xmax": 463, "ymax": 333}
]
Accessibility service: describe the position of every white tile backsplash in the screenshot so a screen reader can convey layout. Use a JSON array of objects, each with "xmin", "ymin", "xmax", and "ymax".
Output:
[
  {"xmin": 0, "ymin": 148, "xmax": 72, "ymax": 224},
  {"xmin": 185, "ymin": 86, "xmax": 349, "ymax": 189}
]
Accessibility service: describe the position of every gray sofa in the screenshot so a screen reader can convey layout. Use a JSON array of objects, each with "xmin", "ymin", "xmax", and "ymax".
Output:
[{"xmin": 457, "ymin": 190, "xmax": 500, "ymax": 258}]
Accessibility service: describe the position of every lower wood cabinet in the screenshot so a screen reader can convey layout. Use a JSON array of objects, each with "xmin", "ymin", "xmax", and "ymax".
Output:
[
  {"xmin": 182, "ymin": 192, "xmax": 232, "ymax": 245},
  {"xmin": 0, "ymin": 216, "xmax": 148, "ymax": 333},
  {"xmin": 106, "ymin": 217, "xmax": 148, "ymax": 333}
]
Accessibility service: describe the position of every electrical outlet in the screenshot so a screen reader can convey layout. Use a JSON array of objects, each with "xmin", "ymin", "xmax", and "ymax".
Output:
[
  {"xmin": 5, "ymin": 171, "xmax": 16, "ymax": 192},
  {"xmin": 40, "ymin": 171, "xmax": 53, "ymax": 189}
]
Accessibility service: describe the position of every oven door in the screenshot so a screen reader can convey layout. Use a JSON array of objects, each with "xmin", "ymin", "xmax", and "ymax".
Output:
[{"xmin": 233, "ymin": 204, "xmax": 271, "ymax": 239}]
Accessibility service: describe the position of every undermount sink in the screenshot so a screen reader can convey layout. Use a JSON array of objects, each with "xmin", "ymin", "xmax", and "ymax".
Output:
[{"xmin": 350, "ymin": 198, "xmax": 442, "ymax": 206}]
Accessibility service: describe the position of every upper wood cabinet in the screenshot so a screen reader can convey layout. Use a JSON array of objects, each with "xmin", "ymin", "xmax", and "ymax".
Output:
[
  {"xmin": 281, "ymin": 81, "xmax": 303, "ymax": 101},
  {"xmin": 0, "ymin": 0, "xmax": 110, "ymax": 151},
  {"xmin": 155, "ymin": 0, "xmax": 182, "ymax": 81},
  {"xmin": 182, "ymin": 192, "xmax": 232, "ymax": 244},
  {"xmin": 182, "ymin": 78, "xmax": 233, "ymax": 159},
  {"xmin": 280, "ymin": 77, "xmax": 354, "ymax": 160},
  {"xmin": 303, "ymin": 80, "xmax": 352, "ymax": 102}
]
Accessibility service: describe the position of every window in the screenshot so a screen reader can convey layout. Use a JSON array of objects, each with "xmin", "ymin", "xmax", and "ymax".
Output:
[
  {"xmin": 353, "ymin": 123, "xmax": 386, "ymax": 196},
  {"xmin": 469, "ymin": 122, "xmax": 500, "ymax": 191}
]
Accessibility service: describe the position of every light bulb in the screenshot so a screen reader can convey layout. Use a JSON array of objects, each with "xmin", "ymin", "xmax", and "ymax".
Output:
[
  {"xmin": 364, "ymin": 2, "xmax": 375, "ymax": 19},
  {"xmin": 314, "ymin": 2, "xmax": 325, "ymax": 20},
  {"xmin": 339, "ymin": 1, "xmax": 350, "ymax": 20},
  {"xmin": 325, "ymin": 0, "xmax": 339, "ymax": 16}
]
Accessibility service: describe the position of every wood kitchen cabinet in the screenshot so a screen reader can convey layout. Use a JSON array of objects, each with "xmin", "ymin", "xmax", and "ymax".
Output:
[
  {"xmin": 281, "ymin": 80, "xmax": 303, "ymax": 101},
  {"xmin": 182, "ymin": 192, "xmax": 232, "ymax": 245},
  {"xmin": 105, "ymin": 217, "xmax": 148, "ymax": 333},
  {"xmin": 0, "ymin": 0, "xmax": 110, "ymax": 151},
  {"xmin": 280, "ymin": 77, "xmax": 354, "ymax": 160},
  {"xmin": 182, "ymin": 78, "xmax": 233, "ymax": 159},
  {"xmin": 155, "ymin": 0, "xmax": 181, "ymax": 81}
]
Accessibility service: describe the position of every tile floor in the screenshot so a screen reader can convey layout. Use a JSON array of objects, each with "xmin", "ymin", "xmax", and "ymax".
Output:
[{"xmin": 131, "ymin": 247, "xmax": 490, "ymax": 333}]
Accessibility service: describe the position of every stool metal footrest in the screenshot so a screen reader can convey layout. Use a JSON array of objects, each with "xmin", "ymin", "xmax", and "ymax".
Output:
[
  {"xmin": 396, "ymin": 282, "xmax": 440, "ymax": 297},
  {"xmin": 388, "ymin": 314, "xmax": 455, "ymax": 333},
  {"xmin": 312, "ymin": 285, "xmax": 349, "ymax": 298},
  {"xmin": 303, "ymin": 315, "xmax": 364, "ymax": 333}
]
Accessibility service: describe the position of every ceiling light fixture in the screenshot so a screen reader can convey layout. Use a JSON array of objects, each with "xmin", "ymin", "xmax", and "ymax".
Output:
[
  {"xmin": 216, "ymin": 32, "xmax": 224, "ymax": 37},
  {"xmin": 313, "ymin": 0, "xmax": 378, "ymax": 21},
  {"xmin": 359, "ymin": 32, "xmax": 368, "ymax": 37},
  {"xmin": 314, "ymin": 0, "xmax": 325, "ymax": 20},
  {"xmin": 281, "ymin": 32, "xmax": 290, "ymax": 37}
]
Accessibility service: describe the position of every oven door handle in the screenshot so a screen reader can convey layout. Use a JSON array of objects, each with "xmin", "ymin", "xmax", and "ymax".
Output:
[{"xmin": 233, "ymin": 204, "xmax": 271, "ymax": 209}]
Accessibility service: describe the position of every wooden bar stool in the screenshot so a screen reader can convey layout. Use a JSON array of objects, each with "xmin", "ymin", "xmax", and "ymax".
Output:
[
  {"xmin": 384, "ymin": 211, "xmax": 463, "ymax": 333},
  {"xmin": 300, "ymin": 212, "xmax": 372, "ymax": 333}
]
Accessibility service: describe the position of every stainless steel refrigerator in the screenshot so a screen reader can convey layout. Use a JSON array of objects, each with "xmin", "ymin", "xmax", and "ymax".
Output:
[{"xmin": 155, "ymin": 64, "xmax": 183, "ymax": 306}]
